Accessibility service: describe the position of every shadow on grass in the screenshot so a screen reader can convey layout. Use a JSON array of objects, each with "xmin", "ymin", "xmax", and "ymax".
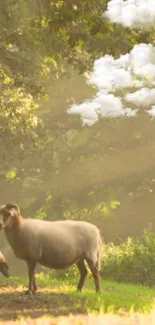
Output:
[
  {"xmin": 0, "ymin": 289, "xmax": 87, "ymax": 321},
  {"xmin": 0, "ymin": 277, "xmax": 155, "ymax": 321}
]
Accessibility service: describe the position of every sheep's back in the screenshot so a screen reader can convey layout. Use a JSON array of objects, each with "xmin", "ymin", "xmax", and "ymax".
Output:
[{"xmin": 35, "ymin": 219, "xmax": 101, "ymax": 269}]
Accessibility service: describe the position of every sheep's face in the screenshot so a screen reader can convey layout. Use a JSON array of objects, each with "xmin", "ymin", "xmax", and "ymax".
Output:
[
  {"xmin": 0, "ymin": 207, "xmax": 13, "ymax": 230},
  {"xmin": 0, "ymin": 261, "xmax": 10, "ymax": 278},
  {"xmin": 0, "ymin": 203, "xmax": 20, "ymax": 229}
]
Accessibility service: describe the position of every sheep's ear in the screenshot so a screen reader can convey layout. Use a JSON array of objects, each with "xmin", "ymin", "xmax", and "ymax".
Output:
[{"xmin": 5, "ymin": 203, "xmax": 20, "ymax": 215}]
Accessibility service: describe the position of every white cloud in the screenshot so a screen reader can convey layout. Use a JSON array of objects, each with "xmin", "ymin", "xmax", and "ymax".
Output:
[
  {"xmin": 104, "ymin": 0, "xmax": 155, "ymax": 28},
  {"xmin": 126, "ymin": 88, "xmax": 155, "ymax": 107},
  {"xmin": 68, "ymin": 101, "xmax": 99, "ymax": 126},
  {"xmin": 129, "ymin": 44, "xmax": 155, "ymax": 71},
  {"xmin": 88, "ymin": 43, "xmax": 155, "ymax": 92},
  {"xmin": 147, "ymin": 106, "xmax": 155, "ymax": 117},
  {"xmin": 88, "ymin": 55, "xmax": 132, "ymax": 92},
  {"xmin": 68, "ymin": 19, "xmax": 155, "ymax": 126},
  {"xmin": 93, "ymin": 93, "xmax": 135, "ymax": 117},
  {"xmin": 68, "ymin": 92, "xmax": 137, "ymax": 126}
]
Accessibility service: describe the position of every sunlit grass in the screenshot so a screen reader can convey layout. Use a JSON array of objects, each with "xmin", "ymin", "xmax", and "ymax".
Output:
[{"xmin": 0, "ymin": 273, "xmax": 155, "ymax": 315}]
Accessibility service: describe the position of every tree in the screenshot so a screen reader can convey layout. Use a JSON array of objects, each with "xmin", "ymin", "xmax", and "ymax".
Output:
[{"xmin": 0, "ymin": 0, "xmax": 153, "ymax": 244}]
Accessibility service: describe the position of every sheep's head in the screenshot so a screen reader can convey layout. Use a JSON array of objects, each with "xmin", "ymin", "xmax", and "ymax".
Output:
[
  {"xmin": 0, "ymin": 203, "xmax": 20, "ymax": 229},
  {"xmin": 0, "ymin": 261, "xmax": 10, "ymax": 278},
  {"xmin": 0, "ymin": 251, "xmax": 10, "ymax": 278}
]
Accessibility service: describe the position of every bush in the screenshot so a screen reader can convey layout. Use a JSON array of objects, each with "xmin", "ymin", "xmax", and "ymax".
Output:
[{"xmin": 100, "ymin": 225, "xmax": 155, "ymax": 286}]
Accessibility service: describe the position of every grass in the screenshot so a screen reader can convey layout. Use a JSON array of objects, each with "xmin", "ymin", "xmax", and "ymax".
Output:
[{"xmin": 0, "ymin": 274, "xmax": 155, "ymax": 324}]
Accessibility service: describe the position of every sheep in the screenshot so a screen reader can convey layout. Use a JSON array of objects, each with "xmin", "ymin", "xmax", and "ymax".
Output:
[
  {"xmin": 0, "ymin": 203, "xmax": 102, "ymax": 294},
  {"xmin": 0, "ymin": 250, "xmax": 10, "ymax": 278}
]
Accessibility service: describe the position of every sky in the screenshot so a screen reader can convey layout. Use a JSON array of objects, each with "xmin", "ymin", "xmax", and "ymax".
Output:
[{"xmin": 68, "ymin": 0, "xmax": 155, "ymax": 126}]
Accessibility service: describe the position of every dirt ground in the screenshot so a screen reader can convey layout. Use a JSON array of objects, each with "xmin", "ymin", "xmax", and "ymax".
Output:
[
  {"xmin": 0, "ymin": 286, "xmax": 86, "ymax": 320},
  {"xmin": 1, "ymin": 286, "xmax": 155, "ymax": 325}
]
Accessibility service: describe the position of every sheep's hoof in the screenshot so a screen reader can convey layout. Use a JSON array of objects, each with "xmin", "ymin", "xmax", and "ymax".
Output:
[
  {"xmin": 24, "ymin": 289, "xmax": 33, "ymax": 295},
  {"xmin": 77, "ymin": 288, "xmax": 82, "ymax": 292}
]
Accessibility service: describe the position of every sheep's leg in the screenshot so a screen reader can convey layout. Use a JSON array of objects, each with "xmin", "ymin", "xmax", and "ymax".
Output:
[
  {"xmin": 76, "ymin": 260, "xmax": 87, "ymax": 291},
  {"xmin": 25, "ymin": 260, "xmax": 36, "ymax": 294},
  {"xmin": 33, "ymin": 273, "xmax": 38, "ymax": 292},
  {"xmin": 86, "ymin": 259, "xmax": 100, "ymax": 293}
]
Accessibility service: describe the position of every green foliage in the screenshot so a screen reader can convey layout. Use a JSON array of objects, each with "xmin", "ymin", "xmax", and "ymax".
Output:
[
  {"xmin": 35, "ymin": 207, "xmax": 47, "ymax": 220},
  {"xmin": 0, "ymin": 0, "xmax": 140, "ymax": 92},
  {"xmin": 0, "ymin": 66, "xmax": 42, "ymax": 167},
  {"xmin": 101, "ymin": 226, "xmax": 155, "ymax": 286}
]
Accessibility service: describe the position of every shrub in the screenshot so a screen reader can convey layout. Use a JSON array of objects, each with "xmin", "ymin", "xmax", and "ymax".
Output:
[{"xmin": 100, "ymin": 225, "xmax": 155, "ymax": 286}]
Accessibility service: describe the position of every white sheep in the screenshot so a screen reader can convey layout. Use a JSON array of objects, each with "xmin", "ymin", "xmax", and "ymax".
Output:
[
  {"xmin": 0, "ymin": 250, "xmax": 9, "ymax": 278},
  {"xmin": 0, "ymin": 203, "xmax": 102, "ymax": 294}
]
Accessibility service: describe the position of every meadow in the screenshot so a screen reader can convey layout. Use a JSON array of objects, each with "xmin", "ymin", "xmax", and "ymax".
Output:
[{"xmin": 1, "ymin": 273, "xmax": 155, "ymax": 325}]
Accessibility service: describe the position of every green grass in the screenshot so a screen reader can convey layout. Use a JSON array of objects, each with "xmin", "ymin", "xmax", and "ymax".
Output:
[{"xmin": 1, "ymin": 273, "xmax": 155, "ymax": 315}]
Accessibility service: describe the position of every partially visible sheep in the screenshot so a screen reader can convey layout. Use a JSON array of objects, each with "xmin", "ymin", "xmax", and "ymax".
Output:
[
  {"xmin": 0, "ymin": 203, "xmax": 102, "ymax": 294},
  {"xmin": 0, "ymin": 250, "xmax": 10, "ymax": 278}
]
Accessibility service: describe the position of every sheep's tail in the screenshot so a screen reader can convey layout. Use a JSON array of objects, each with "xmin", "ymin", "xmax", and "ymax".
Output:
[{"xmin": 96, "ymin": 231, "xmax": 102, "ymax": 271}]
